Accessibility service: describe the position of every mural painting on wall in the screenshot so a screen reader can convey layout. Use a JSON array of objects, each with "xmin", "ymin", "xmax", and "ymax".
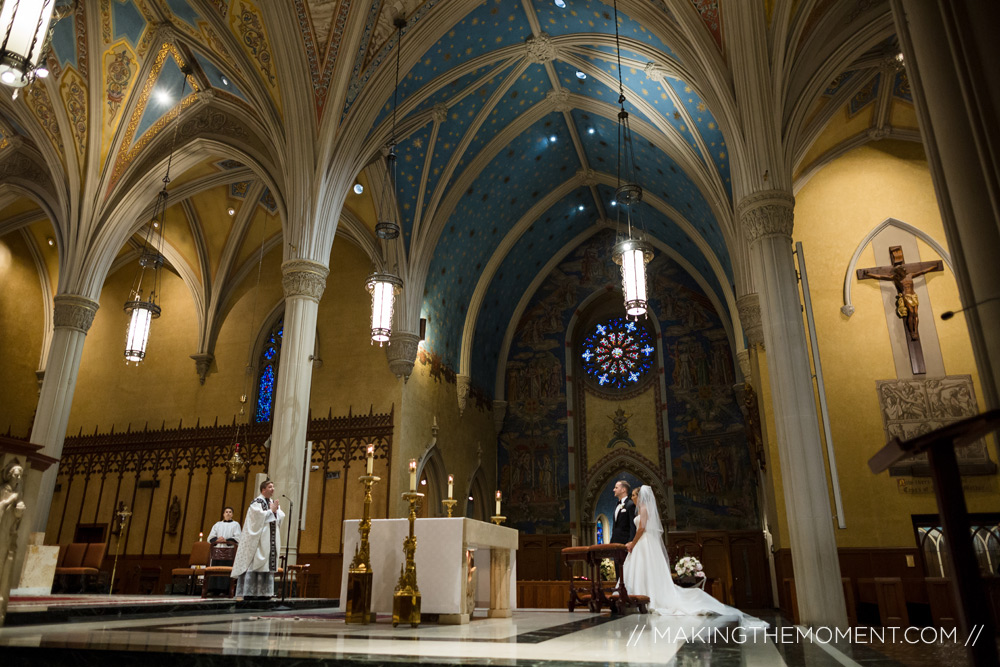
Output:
[
  {"xmin": 499, "ymin": 229, "xmax": 759, "ymax": 533},
  {"xmin": 652, "ymin": 263, "xmax": 757, "ymax": 531}
]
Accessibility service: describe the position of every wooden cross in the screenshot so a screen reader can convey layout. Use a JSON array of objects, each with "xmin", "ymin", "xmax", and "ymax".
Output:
[{"xmin": 857, "ymin": 246, "xmax": 943, "ymax": 374}]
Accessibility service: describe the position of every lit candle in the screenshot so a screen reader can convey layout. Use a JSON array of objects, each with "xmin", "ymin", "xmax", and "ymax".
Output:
[
  {"xmin": 495, "ymin": 490, "xmax": 502, "ymax": 516},
  {"xmin": 199, "ymin": 531, "xmax": 203, "ymax": 540},
  {"xmin": 366, "ymin": 444, "xmax": 374, "ymax": 474},
  {"xmin": 448, "ymin": 475, "xmax": 454, "ymax": 499},
  {"xmin": 409, "ymin": 459, "xmax": 417, "ymax": 492}
]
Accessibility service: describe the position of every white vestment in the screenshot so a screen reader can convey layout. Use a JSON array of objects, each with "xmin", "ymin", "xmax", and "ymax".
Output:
[
  {"xmin": 231, "ymin": 496, "xmax": 284, "ymax": 578},
  {"xmin": 208, "ymin": 519, "xmax": 241, "ymax": 543}
]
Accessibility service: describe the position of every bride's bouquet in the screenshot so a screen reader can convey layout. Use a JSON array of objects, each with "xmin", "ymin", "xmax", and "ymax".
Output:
[{"xmin": 674, "ymin": 555, "xmax": 706, "ymax": 579}]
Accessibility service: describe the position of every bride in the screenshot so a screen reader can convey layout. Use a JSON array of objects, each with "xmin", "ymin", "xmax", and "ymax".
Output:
[{"xmin": 623, "ymin": 485, "xmax": 765, "ymax": 625}]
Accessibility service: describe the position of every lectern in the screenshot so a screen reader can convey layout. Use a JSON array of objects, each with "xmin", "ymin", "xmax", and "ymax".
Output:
[{"xmin": 869, "ymin": 409, "xmax": 1000, "ymax": 667}]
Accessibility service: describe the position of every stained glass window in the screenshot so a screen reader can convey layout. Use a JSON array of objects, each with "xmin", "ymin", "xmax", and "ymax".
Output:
[
  {"xmin": 580, "ymin": 316, "xmax": 653, "ymax": 389},
  {"xmin": 255, "ymin": 318, "xmax": 283, "ymax": 422},
  {"xmin": 596, "ymin": 519, "xmax": 605, "ymax": 545}
]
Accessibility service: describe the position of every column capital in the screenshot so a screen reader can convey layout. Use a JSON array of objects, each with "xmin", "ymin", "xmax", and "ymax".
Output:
[
  {"xmin": 737, "ymin": 190, "xmax": 794, "ymax": 244},
  {"xmin": 281, "ymin": 259, "xmax": 329, "ymax": 302},
  {"xmin": 736, "ymin": 293, "xmax": 764, "ymax": 349},
  {"xmin": 52, "ymin": 295, "xmax": 99, "ymax": 334},
  {"xmin": 386, "ymin": 331, "xmax": 421, "ymax": 380}
]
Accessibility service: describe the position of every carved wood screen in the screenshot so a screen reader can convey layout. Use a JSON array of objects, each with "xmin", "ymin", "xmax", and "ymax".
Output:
[{"xmin": 50, "ymin": 407, "xmax": 394, "ymax": 559}]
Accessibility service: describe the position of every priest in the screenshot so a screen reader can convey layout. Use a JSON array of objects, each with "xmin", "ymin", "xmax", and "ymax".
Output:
[{"xmin": 231, "ymin": 479, "xmax": 285, "ymax": 600}]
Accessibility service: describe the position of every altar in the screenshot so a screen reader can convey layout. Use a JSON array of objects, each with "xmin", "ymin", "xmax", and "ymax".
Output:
[{"xmin": 339, "ymin": 517, "xmax": 517, "ymax": 624}]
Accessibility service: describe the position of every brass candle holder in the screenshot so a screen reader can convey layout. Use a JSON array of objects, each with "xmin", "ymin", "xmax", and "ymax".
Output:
[
  {"xmin": 393, "ymin": 490, "xmax": 423, "ymax": 627},
  {"xmin": 108, "ymin": 504, "xmax": 132, "ymax": 596},
  {"xmin": 441, "ymin": 498, "xmax": 458, "ymax": 517},
  {"xmin": 345, "ymin": 474, "xmax": 380, "ymax": 624},
  {"xmin": 490, "ymin": 515, "xmax": 506, "ymax": 525}
]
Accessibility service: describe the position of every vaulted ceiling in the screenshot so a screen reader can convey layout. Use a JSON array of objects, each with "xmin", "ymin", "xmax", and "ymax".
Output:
[{"xmin": 0, "ymin": 0, "xmax": 919, "ymax": 395}]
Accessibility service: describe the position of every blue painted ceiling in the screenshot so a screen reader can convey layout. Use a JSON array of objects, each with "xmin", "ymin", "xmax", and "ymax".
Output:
[{"xmin": 366, "ymin": 0, "xmax": 734, "ymax": 394}]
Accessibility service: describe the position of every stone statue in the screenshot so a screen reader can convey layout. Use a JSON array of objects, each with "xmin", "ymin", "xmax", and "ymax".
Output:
[{"xmin": 0, "ymin": 460, "xmax": 26, "ymax": 626}]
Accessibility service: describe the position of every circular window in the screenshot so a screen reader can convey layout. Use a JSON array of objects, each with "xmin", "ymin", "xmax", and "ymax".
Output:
[{"xmin": 580, "ymin": 317, "xmax": 654, "ymax": 389}]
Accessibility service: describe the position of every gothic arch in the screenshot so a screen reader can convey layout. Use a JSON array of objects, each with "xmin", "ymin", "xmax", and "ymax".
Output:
[
  {"xmin": 465, "ymin": 465, "xmax": 490, "ymax": 523},
  {"xmin": 416, "ymin": 443, "xmax": 447, "ymax": 517},
  {"xmin": 581, "ymin": 454, "xmax": 669, "ymax": 537}
]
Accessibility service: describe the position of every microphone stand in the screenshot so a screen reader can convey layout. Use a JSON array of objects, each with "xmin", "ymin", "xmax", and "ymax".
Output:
[{"xmin": 273, "ymin": 494, "xmax": 294, "ymax": 609}]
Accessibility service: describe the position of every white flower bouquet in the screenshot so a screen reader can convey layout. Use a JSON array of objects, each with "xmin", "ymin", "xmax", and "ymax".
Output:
[
  {"xmin": 674, "ymin": 555, "xmax": 706, "ymax": 579},
  {"xmin": 599, "ymin": 558, "xmax": 616, "ymax": 581}
]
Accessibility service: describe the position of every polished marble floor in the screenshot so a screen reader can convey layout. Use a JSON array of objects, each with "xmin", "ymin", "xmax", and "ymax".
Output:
[{"xmin": 0, "ymin": 607, "xmax": 989, "ymax": 667}]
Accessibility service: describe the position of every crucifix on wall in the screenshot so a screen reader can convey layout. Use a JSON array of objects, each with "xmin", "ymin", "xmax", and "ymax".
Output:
[{"xmin": 857, "ymin": 245, "xmax": 943, "ymax": 374}]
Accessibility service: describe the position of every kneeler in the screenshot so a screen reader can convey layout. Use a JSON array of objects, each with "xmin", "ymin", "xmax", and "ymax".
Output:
[{"xmin": 587, "ymin": 544, "xmax": 648, "ymax": 614}]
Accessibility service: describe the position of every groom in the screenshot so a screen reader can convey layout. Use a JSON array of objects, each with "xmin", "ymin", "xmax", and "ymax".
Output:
[
  {"xmin": 610, "ymin": 480, "xmax": 637, "ymax": 544},
  {"xmin": 610, "ymin": 480, "xmax": 637, "ymax": 578}
]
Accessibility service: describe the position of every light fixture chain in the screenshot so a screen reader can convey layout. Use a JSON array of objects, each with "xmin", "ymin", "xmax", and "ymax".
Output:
[
  {"xmin": 612, "ymin": 0, "xmax": 624, "ymax": 97},
  {"xmin": 23, "ymin": 0, "xmax": 53, "ymax": 76},
  {"xmin": 0, "ymin": 0, "xmax": 25, "ymax": 56}
]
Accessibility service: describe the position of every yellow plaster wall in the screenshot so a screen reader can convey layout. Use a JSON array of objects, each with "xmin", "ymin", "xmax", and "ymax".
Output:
[
  {"xmin": 584, "ymin": 387, "xmax": 659, "ymax": 470},
  {"xmin": 67, "ymin": 245, "xmax": 286, "ymax": 431},
  {"xmin": 233, "ymin": 209, "xmax": 279, "ymax": 270},
  {"xmin": 890, "ymin": 102, "xmax": 920, "ymax": 131},
  {"xmin": 0, "ymin": 196, "xmax": 42, "ymax": 222},
  {"xmin": 309, "ymin": 239, "xmax": 401, "ymax": 415},
  {"xmin": 0, "ymin": 232, "xmax": 46, "ymax": 436},
  {"xmin": 26, "ymin": 220, "xmax": 60, "ymax": 291},
  {"xmin": 790, "ymin": 140, "xmax": 998, "ymax": 548},
  {"xmin": 795, "ymin": 106, "xmax": 874, "ymax": 181},
  {"xmin": 341, "ymin": 171, "xmax": 377, "ymax": 236},
  {"xmin": 393, "ymin": 353, "xmax": 497, "ymax": 519}
]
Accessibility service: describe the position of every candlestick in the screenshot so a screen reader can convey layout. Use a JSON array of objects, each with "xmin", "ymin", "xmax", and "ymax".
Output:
[
  {"xmin": 409, "ymin": 459, "xmax": 417, "ymax": 491},
  {"xmin": 447, "ymin": 474, "xmax": 454, "ymax": 499},
  {"xmin": 495, "ymin": 490, "xmax": 501, "ymax": 516},
  {"xmin": 366, "ymin": 444, "xmax": 374, "ymax": 474},
  {"xmin": 394, "ymin": 490, "xmax": 424, "ymax": 627},
  {"xmin": 346, "ymin": 471, "xmax": 381, "ymax": 624}
]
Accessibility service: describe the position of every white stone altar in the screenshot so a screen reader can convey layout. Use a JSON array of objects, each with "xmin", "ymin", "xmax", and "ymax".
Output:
[
  {"xmin": 11, "ymin": 533, "xmax": 58, "ymax": 596},
  {"xmin": 340, "ymin": 517, "xmax": 517, "ymax": 624}
]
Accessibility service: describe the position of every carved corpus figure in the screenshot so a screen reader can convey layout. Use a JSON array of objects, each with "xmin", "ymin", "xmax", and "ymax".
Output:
[{"xmin": 857, "ymin": 246, "xmax": 943, "ymax": 374}]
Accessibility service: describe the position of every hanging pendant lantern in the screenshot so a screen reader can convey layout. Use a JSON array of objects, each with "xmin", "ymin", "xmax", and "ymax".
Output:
[
  {"xmin": 123, "ymin": 251, "xmax": 163, "ymax": 363},
  {"xmin": 367, "ymin": 271, "xmax": 403, "ymax": 345},
  {"xmin": 0, "ymin": 0, "xmax": 58, "ymax": 88},
  {"xmin": 613, "ymin": 238, "xmax": 653, "ymax": 318},
  {"xmin": 227, "ymin": 442, "xmax": 244, "ymax": 479}
]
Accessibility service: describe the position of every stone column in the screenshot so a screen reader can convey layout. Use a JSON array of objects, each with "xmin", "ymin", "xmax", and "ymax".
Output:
[
  {"xmin": 891, "ymin": 0, "xmax": 1000, "ymax": 409},
  {"xmin": 738, "ymin": 191, "xmax": 847, "ymax": 628},
  {"xmin": 268, "ymin": 260, "xmax": 328, "ymax": 565},
  {"xmin": 29, "ymin": 295, "xmax": 99, "ymax": 534}
]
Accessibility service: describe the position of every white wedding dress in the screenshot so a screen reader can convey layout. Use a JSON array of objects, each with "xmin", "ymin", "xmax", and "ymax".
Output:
[{"xmin": 622, "ymin": 486, "xmax": 766, "ymax": 626}]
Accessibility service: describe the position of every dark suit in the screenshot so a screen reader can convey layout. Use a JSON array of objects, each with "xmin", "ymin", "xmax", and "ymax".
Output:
[
  {"xmin": 609, "ymin": 497, "xmax": 636, "ymax": 580},
  {"xmin": 610, "ymin": 498, "xmax": 636, "ymax": 545}
]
